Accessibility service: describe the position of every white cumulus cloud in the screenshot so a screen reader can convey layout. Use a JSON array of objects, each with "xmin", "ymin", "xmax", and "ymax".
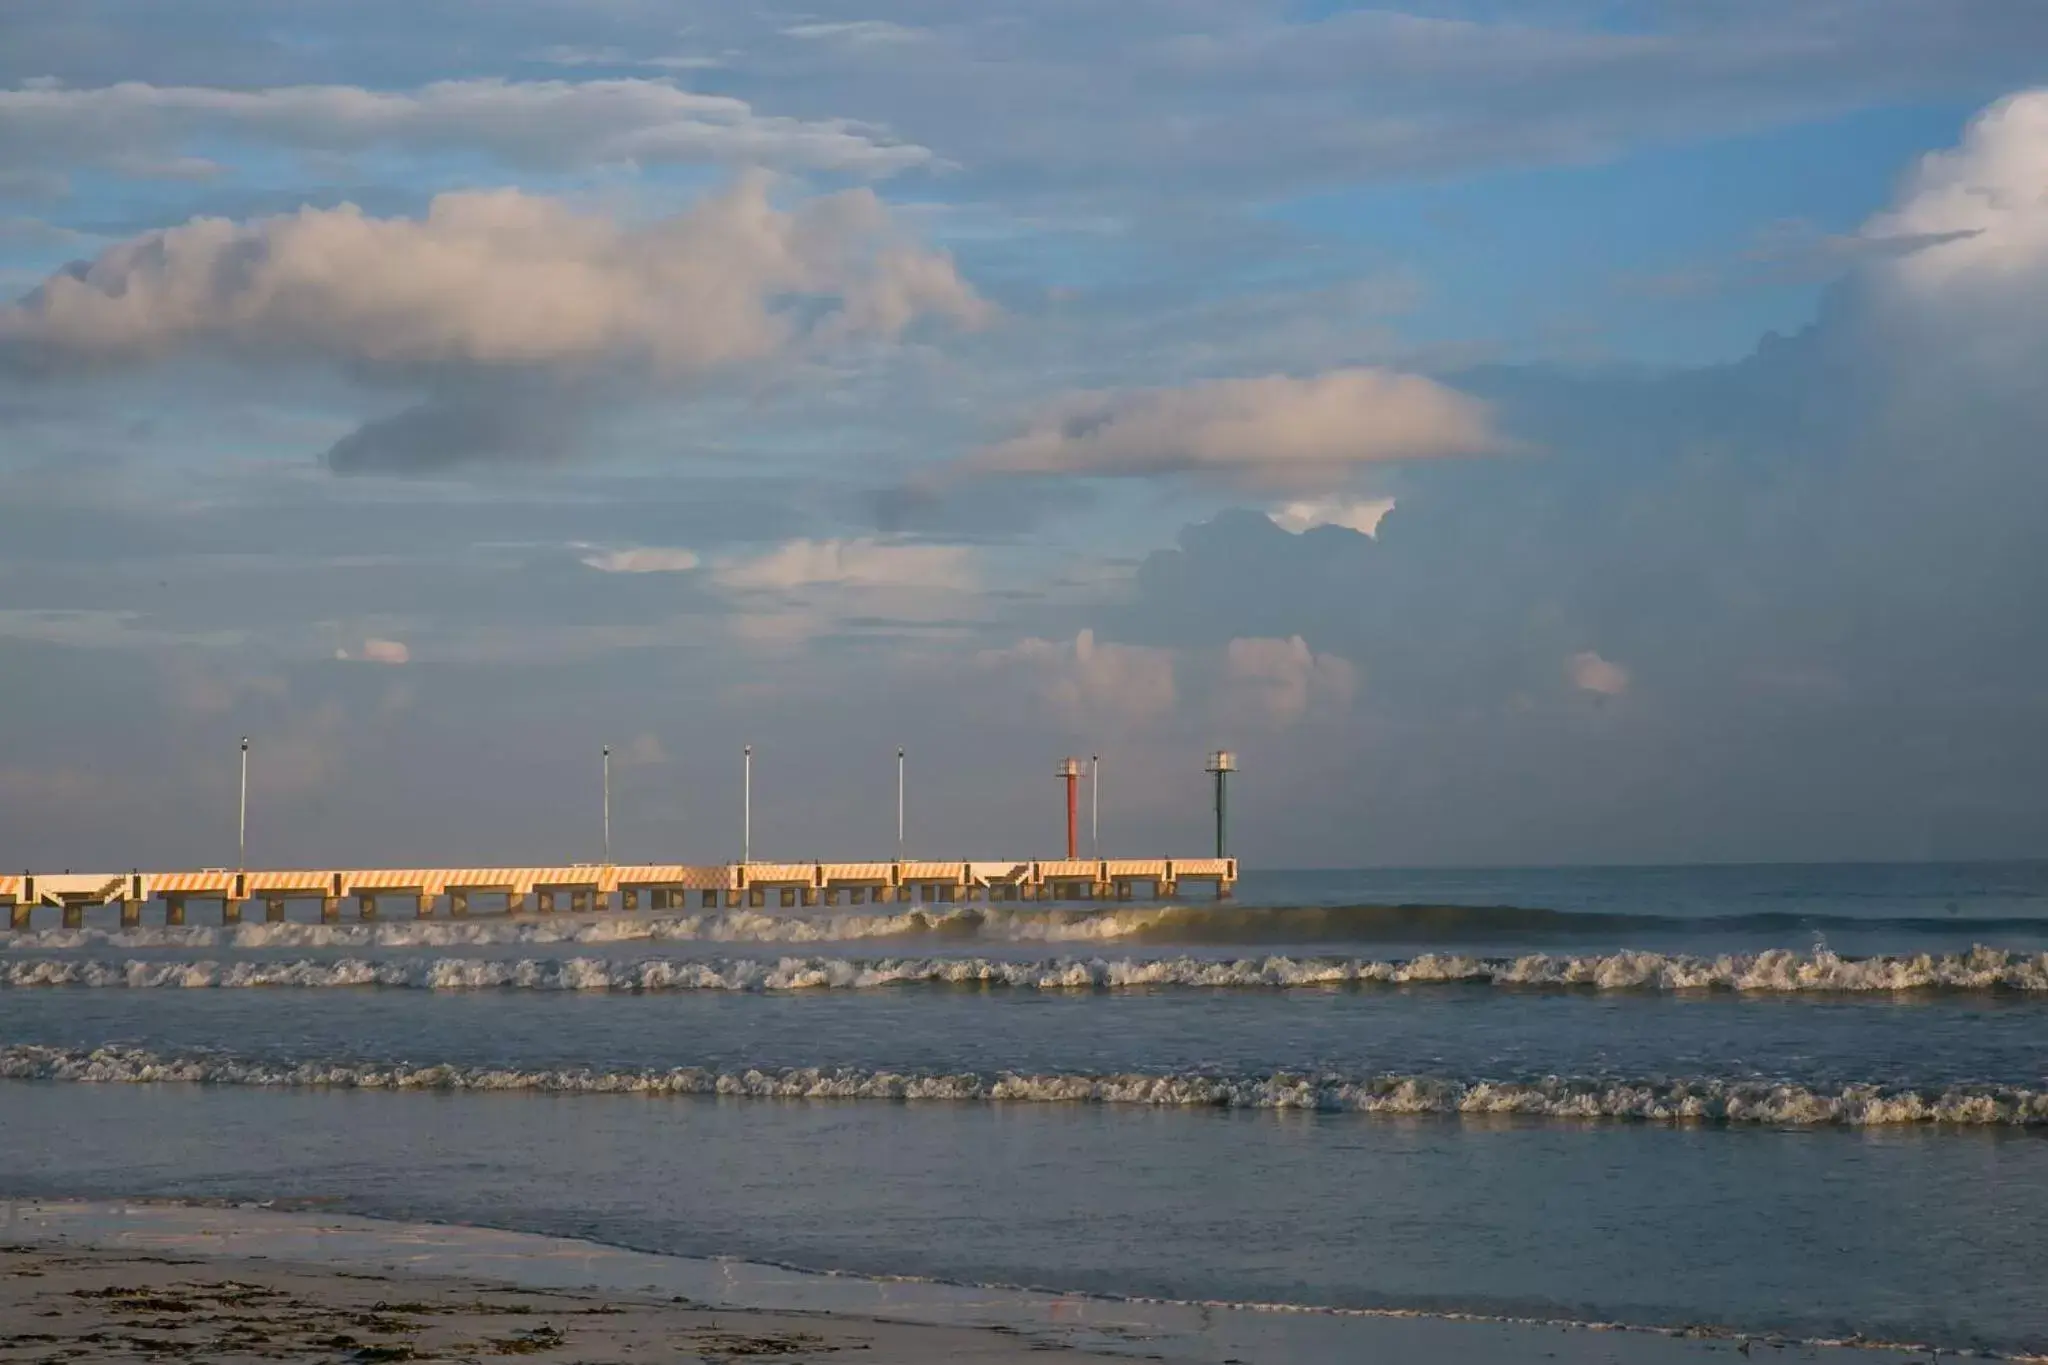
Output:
[
  {"xmin": 978, "ymin": 628, "xmax": 1179, "ymax": 729},
  {"xmin": 958, "ymin": 369, "xmax": 1500, "ymax": 490},
  {"xmin": 1567, "ymin": 650, "xmax": 1630, "ymax": 697},
  {"xmin": 1858, "ymin": 87, "xmax": 2048, "ymax": 370},
  {"xmin": 1269, "ymin": 496, "xmax": 1398, "ymax": 536},
  {"xmin": 1224, "ymin": 636, "xmax": 1358, "ymax": 725},
  {"xmin": 0, "ymin": 174, "xmax": 989, "ymax": 376},
  {"xmin": 709, "ymin": 538, "xmax": 982, "ymax": 652}
]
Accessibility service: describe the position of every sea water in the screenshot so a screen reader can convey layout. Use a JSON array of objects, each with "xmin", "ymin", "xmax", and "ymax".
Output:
[{"xmin": 2, "ymin": 862, "xmax": 2045, "ymax": 1357}]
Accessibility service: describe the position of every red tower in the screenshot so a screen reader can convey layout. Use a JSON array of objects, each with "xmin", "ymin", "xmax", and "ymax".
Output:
[{"xmin": 1058, "ymin": 758, "xmax": 1082, "ymax": 859}]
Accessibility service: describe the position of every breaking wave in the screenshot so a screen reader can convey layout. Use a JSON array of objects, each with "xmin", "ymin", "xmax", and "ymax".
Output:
[
  {"xmin": 4, "ymin": 1044, "xmax": 2045, "ymax": 1125},
  {"xmin": 7, "ymin": 901, "xmax": 2048, "ymax": 951},
  {"xmin": 3, "ymin": 946, "xmax": 2048, "ymax": 993}
]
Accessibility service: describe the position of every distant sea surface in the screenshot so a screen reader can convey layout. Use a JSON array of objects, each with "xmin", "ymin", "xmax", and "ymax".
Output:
[{"xmin": 3, "ymin": 861, "xmax": 2046, "ymax": 1358}]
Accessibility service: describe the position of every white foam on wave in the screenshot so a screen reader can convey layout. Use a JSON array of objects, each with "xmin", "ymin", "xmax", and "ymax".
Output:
[
  {"xmin": 3, "ymin": 946, "xmax": 2046, "ymax": 992},
  {"xmin": 0, "ymin": 902, "xmax": 1552, "ymax": 950},
  {"xmin": 5, "ymin": 1044, "xmax": 2044, "ymax": 1125},
  {"xmin": 0, "ymin": 910, "xmax": 1002, "ymax": 953}
]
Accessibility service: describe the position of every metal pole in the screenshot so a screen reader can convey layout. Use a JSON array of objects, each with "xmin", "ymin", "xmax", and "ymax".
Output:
[
  {"xmin": 603, "ymin": 745, "xmax": 611, "ymax": 864},
  {"xmin": 1215, "ymin": 768, "xmax": 1226, "ymax": 858},
  {"xmin": 1205, "ymin": 751, "xmax": 1235, "ymax": 859},
  {"xmin": 743, "ymin": 745, "xmax": 752, "ymax": 865},
  {"xmin": 238, "ymin": 737, "xmax": 249, "ymax": 869},
  {"xmin": 1091, "ymin": 754, "xmax": 1100, "ymax": 856},
  {"xmin": 897, "ymin": 748, "xmax": 905, "ymax": 859}
]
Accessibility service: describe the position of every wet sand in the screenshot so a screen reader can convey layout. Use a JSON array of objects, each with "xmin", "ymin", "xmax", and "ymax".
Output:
[{"xmin": 0, "ymin": 1243, "xmax": 1105, "ymax": 1363}]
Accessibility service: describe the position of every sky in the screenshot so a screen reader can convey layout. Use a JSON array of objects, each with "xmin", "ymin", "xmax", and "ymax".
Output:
[{"xmin": 2, "ymin": 1, "xmax": 2047, "ymax": 870}]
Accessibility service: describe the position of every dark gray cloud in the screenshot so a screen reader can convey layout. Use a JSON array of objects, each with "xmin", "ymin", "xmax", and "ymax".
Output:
[
  {"xmin": 323, "ymin": 390, "xmax": 580, "ymax": 475},
  {"xmin": 1092, "ymin": 286, "xmax": 2048, "ymax": 861}
]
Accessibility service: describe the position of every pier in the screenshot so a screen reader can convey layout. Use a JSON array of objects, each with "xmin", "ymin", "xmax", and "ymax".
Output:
[{"xmin": 0, "ymin": 858, "xmax": 1236, "ymax": 930}]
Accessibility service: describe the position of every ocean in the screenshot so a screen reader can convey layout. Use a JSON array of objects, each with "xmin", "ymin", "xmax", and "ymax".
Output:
[{"xmin": 3, "ymin": 862, "xmax": 2046, "ymax": 1360}]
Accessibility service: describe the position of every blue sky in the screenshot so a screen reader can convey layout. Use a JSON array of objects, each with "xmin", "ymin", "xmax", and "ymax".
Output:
[{"xmin": 2, "ymin": 2, "xmax": 2046, "ymax": 868}]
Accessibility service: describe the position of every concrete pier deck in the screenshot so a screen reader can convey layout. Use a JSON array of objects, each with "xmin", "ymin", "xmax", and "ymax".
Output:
[{"xmin": 0, "ymin": 858, "xmax": 1236, "ymax": 928}]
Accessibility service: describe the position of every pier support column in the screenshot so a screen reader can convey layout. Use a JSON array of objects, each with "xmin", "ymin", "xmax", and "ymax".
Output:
[
  {"xmin": 358, "ymin": 894, "xmax": 378, "ymax": 921},
  {"xmin": 750, "ymin": 888, "xmax": 767, "ymax": 908},
  {"xmin": 623, "ymin": 889, "xmax": 640, "ymax": 911},
  {"xmin": 61, "ymin": 903, "xmax": 83, "ymax": 929},
  {"xmin": 265, "ymin": 897, "xmax": 286, "ymax": 924},
  {"xmin": 415, "ymin": 893, "xmax": 435, "ymax": 919},
  {"xmin": 1216, "ymin": 881, "xmax": 1232, "ymax": 901},
  {"xmin": 721, "ymin": 890, "xmax": 739, "ymax": 909},
  {"xmin": 822, "ymin": 888, "xmax": 839, "ymax": 906},
  {"xmin": 801, "ymin": 887, "xmax": 820, "ymax": 907},
  {"xmin": 450, "ymin": 891, "xmax": 469, "ymax": 918},
  {"xmin": 506, "ymin": 893, "xmax": 526, "ymax": 915},
  {"xmin": 8, "ymin": 904, "xmax": 27, "ymax": 931},
  {"xmin": 121, "ymin": 900, "xmax": 143, "ymax": 928},
  {"xmin": 221, "ymin": 898, "xmax": 242, "ymax": 926},
  {"xmin": 1157, "ymin": 881, "xmax": 1177, "ymax": 899},
  {"xmin": 165, "ymin": 896, "xmax": 186, "ymax": 927},
  {"xmin": 536, "ymin": 890, "xmax": 555, "ymax": 914},
  {"xmin": 1115, "ymin": 881, "xmax": 1132, "ymax": 901},
  {"xmin": 320, "ymin": 897, "xmax": 340, "ymax": 923}
]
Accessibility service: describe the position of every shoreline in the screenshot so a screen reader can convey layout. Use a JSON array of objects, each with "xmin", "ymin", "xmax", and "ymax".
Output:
[{"xmin": 0, "ymin": 1199, "xmax": 2003, "ymax": 1363}]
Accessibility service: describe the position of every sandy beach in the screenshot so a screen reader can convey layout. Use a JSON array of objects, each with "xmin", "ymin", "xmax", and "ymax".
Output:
[
  {"xmin": 0, "ymin": 1201, "xmax": 1960, "ymax": 1364},
  {"xmin": 0, "ymin": 1242, "xmax": 1105, "ymax": 1363}
]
